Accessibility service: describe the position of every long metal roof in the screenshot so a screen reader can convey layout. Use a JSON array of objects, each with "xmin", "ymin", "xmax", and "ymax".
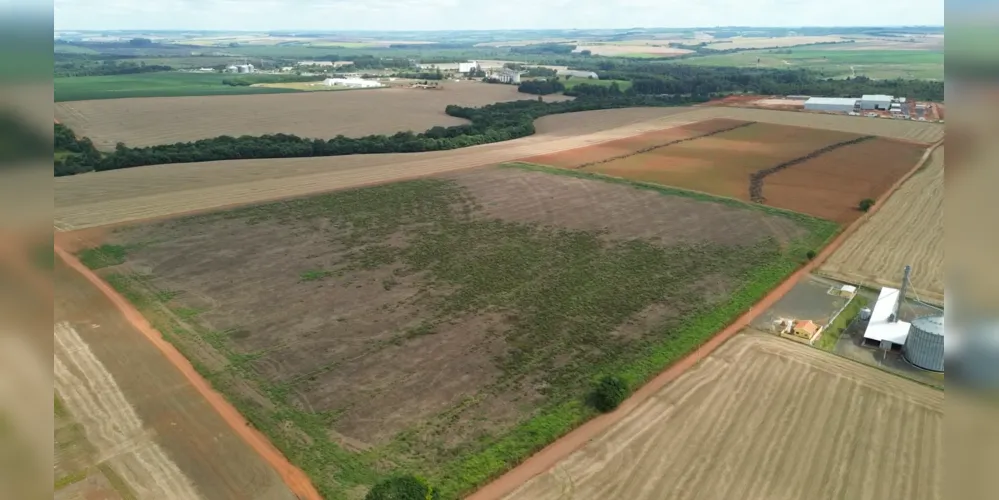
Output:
[
  {"xmin": 805, "ymin": 97, "xmax": 859, "ymax": 105},
  {"xmin": 861, "ymin": 94, "xmax": 894, "ymax": 101}
]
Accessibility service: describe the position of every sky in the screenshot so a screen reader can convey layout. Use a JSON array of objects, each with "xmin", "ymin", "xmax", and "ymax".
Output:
[{"xmin": 54, "ymin": 0, "xmax": 944, "ymax": 31}]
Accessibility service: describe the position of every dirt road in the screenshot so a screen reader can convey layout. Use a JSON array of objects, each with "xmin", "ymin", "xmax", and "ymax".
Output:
[{"xmin": 54, "ymin": 249, "xmax": 318, "ymax": 500}]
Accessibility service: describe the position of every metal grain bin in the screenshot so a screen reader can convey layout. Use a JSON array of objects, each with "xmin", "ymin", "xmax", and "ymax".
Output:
[{"xmin": 903, "ymin": 315, "xmax": 945, "ymax": 372}]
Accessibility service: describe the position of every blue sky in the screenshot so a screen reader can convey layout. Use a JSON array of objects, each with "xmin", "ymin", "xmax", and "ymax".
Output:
[{"xmin": 54, "ymin": 0, "xmax": 944, "ymax": 31}]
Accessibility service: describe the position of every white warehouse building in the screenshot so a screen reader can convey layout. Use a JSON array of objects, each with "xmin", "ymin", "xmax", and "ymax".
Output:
[
  {"xmin": 322, "ymin": 77, "xmax": 383, "ymax": 89},
  {"xmin": 803, "ymin": 97, "xmax": 859, "ymax": 113},
  {"xmin": 860, "ymin": 94, "xmax": 894, "ymax": 110}
]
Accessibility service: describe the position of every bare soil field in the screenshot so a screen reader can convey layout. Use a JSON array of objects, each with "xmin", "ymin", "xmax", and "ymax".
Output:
[
  {"xmin": 72, "ymin": 166, "xmax": 835, "ymax": 498},
  {"xmin": 505, "ymin": 333, "xmax": 943, "ymax": 500},
  {"xmin": 54, "ymin": 106, "xmax": 943, "ymax": 231},
  {"xmin": 820, "ymin": 147, "xmax": 944, "ymax": 302},
  {"xmin": 54, "ymin": 82, "xmax": 570, "ymax": 151},
  {"xmin": 763, "ymin": 138, "xmax": 927, "ymax": 223},
  {"xmin": 521, "ymin": 118, "xmax": 751, "ymax": 168},
  {"xmin": 54, "ymin": 258, "xmax": 300, "ymax": 500},
  {"xmin": 538, "ymin": 122, "xmax": 858, "ymax": 201}
]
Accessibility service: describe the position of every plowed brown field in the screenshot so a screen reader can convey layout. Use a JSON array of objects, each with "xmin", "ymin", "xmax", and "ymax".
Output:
[
  {"xmin": 763, "ymin": 138, "xmax": 927, "ymax": 223},
  {"xmin": 529, "ymin": 121, "xmax": 927, "ymax": 223},
  {"xmin": 55, "ymin": 107, "xmax": 943, "ymax": 231},
  {"xmin": 819, "ymin": 147, "xmax": 944, "ymax": 302},
  {"xmin": 505, "ymin": 333, "xmax": 943, "ymax": 500},
  {"xmin": 54, "ymin": 83, "xmax": 571, "ymax": 151}
]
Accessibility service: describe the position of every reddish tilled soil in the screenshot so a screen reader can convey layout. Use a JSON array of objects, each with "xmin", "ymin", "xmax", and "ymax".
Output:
[
  {"xmin": 578, "ymin": 123, "xmax": 858, "ymax": 200},
  {"xmin": 762, "ymin": 138, "xmax": 927, "ymax": 222},
  {"xmin": 521, "ymin": 118, "xmax": 749, "ymax": 168}
]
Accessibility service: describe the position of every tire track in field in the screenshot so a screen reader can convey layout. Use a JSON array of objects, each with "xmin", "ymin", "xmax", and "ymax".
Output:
[{"xmin": 54, "ymin": 321, "xmax": 202, "ymax": 500}]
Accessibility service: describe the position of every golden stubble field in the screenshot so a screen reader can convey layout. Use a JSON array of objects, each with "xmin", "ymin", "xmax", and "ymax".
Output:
[
  {"xmin": 506, "ymin": 333, "xmax": 943, "ymax": 500},
  {"xmin": 820, "ymin": 147, "xmax": 944, "ymax": 303},
  {"xmin": 54, "ymin": 107, "xmax": 944, "ymax": 231},
  {"xmin": 54, "ymin": 82, "xmax": 570, "ymax": 151}
]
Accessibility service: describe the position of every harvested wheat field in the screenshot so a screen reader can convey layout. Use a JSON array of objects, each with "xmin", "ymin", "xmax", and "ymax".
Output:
[
  {"xmin": 506, "ymin": 333, "xmax": 943, "ymax": 500},
  {"xmin": 54, "ymin": 82, "xmax": 570, "ymax": 151},
  {"xmin": 820, "ymin": 147, "xmax": 944, "ymax": 303},
  {"xmin": 54, "ymin": 107, "xmax": 943, "ymax": 231},
  {"xmin": 70, "ymin": 165, "xmax": 836, "ymax": 498}
]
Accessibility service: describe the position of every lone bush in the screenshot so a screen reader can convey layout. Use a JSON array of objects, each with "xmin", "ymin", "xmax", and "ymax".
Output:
[
  {"xmin": 858, "ymin": 198, "xmax": 875, "ymax": 212},
  {"xmin": 806, "ymin": 250, "xmax": 817, "ymax": 260},
  {"xmin": 591, "ymin": 375, "xmax": 629, "ymax": 412},
  {"xmin": 365, "ymin": 475, "xmax": 439, "ymax": 500}
]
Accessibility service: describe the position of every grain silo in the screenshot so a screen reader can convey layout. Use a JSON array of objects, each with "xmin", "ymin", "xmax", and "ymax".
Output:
[{"xmin": 902, "ymin": 315, "xmax": 945, "ymax": 372}]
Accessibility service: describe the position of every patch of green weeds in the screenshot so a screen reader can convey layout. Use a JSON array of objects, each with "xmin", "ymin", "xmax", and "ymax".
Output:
[
  {"xmin": 77, "ymin": 244, "xmax": 129, "ymax": 269},
  {"xmin": 299, "ymin": 269, "xmax": 333, "ymax": 282}
]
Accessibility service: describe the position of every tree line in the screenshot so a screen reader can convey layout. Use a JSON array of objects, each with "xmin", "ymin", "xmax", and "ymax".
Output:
[
  {"xmin": 54, "ymin": 94, "xmax": 709, "ymax": 176},
  {"xmin": 55, "ymin": 59, "xmax": 173, "ymax": 78},
  {"xmin": 517, "ymin": 79, "xmax": 566, "ymax": 95}
]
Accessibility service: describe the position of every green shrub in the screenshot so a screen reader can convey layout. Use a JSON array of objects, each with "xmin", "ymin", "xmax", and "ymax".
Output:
[
  {"xmin": 365, "ymin": 475, "xmax": 439, "ymax": 500},
  {"xmin": 858, "ymin": 198, "xmax": 875, "ymax": 212},
  {"xmin": 806, "ymin": 250, "xmax": 817, "ymax": 260},
  {"xmin": 591, "ymin": 375, "xmax": 629, "ymax": 412}
]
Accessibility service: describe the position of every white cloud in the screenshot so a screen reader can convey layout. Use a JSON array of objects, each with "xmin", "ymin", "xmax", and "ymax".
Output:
[{"xmin": 54, "ymin": 0, "xmax": 944, "ymax": 31}]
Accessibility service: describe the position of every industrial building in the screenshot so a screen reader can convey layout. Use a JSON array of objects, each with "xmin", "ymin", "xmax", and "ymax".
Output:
[
  {"xmin": 860, "ymin": 94, "xmax": 894, "ymax": 110},
  {"xmin": 225, "ymin": 64, "xmax": 255, "ymax": 74},
  {"xmin": 489, "ymin": 68, "xmax": 522, "ymax": 84},
  {"xmin": 458, "ymin": 61, "xmax": 480, "ymax": 74},
  {"xmin": 803, "ymin": 97, "xmax": 859, "ymax": 113},
  {"xmin": 322, "ymin": 77, "xmax": 383, "ymax": 89},
  {"xmin": 903, "ymin": 315, "xmax": 945, "ymax": 372}
]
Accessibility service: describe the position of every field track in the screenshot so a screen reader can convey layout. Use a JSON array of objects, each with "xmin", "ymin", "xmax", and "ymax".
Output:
[
  {"xmin": 502, "ymin": 334, "xmax": 942, "ymax": 500},
  {"xmin": 819, "ymin": 147, "xmax": 944, "ymax": 303},
  {"xmin": 54, "ymin": 246, "xmax": 322, "ymax": 500},
  {"xmin": 55, "ymin": 107, "xmax": 943, "ymax": 231}
]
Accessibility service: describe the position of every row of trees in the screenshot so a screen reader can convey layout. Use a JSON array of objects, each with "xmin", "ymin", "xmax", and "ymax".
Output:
[
  {"xmin": 55, "ymin": 59, "xmax": 173, "ymax": 78},
  {"xmin": 221, "ymin": 74, "xmax": 324, "ymax": 86},
  {"xmin": 560, "ymin": 61, "xmax": 944, "ymax": 101},
  {"xmin": 54, "ymin": 94, "xmax": 709, "ymax": 176},
  {"xmin": 517, "ymin": 79, "xmax": 566, "ymax": 95},
  {"xmin": 54, "ymin": 123, "xmax": 102, "ymax": 176}
]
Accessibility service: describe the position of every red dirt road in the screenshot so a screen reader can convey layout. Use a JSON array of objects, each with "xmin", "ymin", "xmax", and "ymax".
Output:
[
  {"xmin": 53, "ymin": 244, "xmax": 322, "ymax": 500},
  {"xmin": 467, "ymin": 140, "xmax": 945, "ymax": 500}
]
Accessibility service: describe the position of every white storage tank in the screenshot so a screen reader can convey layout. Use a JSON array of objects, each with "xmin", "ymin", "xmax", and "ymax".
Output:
[{"xmin": 902, "ymin": 315, "xmax": 944, "ymax": 372}]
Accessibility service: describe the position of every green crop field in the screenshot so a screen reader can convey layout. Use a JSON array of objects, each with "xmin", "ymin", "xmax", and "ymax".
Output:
[
  {"xmin": 678, "ymin": 49, "xmax": 944, "ymax": 80},
  {"xmin": 54, "ymin": 72, "xmax": 303, "ymax": 101},
  {"xmin": 77, "ymin": 165, "xmax": 838, "ymax": 499}
]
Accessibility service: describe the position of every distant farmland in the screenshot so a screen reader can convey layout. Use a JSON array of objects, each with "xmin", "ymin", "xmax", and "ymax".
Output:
[
  {"xmin": 54, "ymin": 82, "xmax": 570, "ymax": 151},
  {"xmin": 54, "ymin": 72, "xmax": 304, "ymax": 102}
]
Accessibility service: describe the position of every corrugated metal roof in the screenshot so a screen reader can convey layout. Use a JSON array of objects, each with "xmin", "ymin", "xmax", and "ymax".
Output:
[
  {"xmin": 861, "ymin": 94, "xmax": 894, "ymax": 101},
  {"xmin": 863, "ymin": 287, "xmax": 911, "ymax": 345},
  {"xmin": 805, "ymin": 97, "xmax": 859, "ymax": 106}
]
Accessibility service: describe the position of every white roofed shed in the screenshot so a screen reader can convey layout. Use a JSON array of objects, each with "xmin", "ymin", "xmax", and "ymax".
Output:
[{"xmin": 863, "ymin": 287, "xmax": 911, "ymax": 346}]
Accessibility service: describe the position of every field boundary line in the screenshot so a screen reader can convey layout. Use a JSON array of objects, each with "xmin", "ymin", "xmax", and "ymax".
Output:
[
  {"xmin": 468, "ymin": 138, "xmax": 944, "ymax": 500},
  {"xmin": 748, "ymin": 135, "xmax": 877, "ymax": 203},
  {"xmin": 53, "ymin": 243, "xmax": 323, "ymax": 500}
]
